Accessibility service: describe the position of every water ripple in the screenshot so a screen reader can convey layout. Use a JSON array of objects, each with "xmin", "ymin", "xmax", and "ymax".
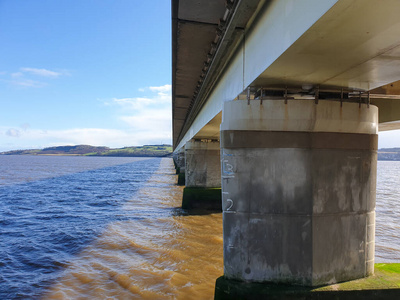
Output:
[
  {"xmin": 0, "ymin": 157, "xmax": 399, "ymax": 299},
  {"xmin": 0, "ymin": 156, "xmax": 160, "ymax": 299}
]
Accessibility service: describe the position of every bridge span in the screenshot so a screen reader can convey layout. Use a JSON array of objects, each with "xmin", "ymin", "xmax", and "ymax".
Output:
[{"xmin": 172, "ymin": 0, "xmax": 400, "ymax": 289}]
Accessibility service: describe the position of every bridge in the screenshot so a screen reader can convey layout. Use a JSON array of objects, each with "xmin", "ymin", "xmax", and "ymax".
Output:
[{"xmin": 172, "ymin": 0, "xmax": 400, "ymax": 289}]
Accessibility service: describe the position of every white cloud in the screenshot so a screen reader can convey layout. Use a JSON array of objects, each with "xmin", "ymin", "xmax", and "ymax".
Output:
[
  {"xmin": 0, "ymin": 127, "xmax": 129, "ymax": 151},
  {"xmin": 0, "ymin": 84, "xmax": 173, "ymax": 151},
  {"xmin": 112, "ymin": 97, "xmax": 156, "ymax": 110},
  {"xmin": 119, "ymin": 107, "xmax": 171, "ymax": 143},
  {"xmin": 6, "ymin": 128, "xmax": 21, "ymax": 137},
  {"xmin": 96, "ymin": 84, "xmax": 172, "ymax": 146},
  {"xmin": 9, "ymin": 79, "xmax": 47, "ymax": 88},
  {"xmin": 379, "ymin": 129, "xmax": 400, "ymax": 148},
  {"xmin": 111, "ymin": 85, "xmax": 171, "ymax": 110},
  {"xmin": 0, "ymin": 126, "xmax": 170, "ymax": 152},
  {"xmin": 1, "ymin": 67, "xmax": 70, "ymax": 88},
  {"xmin": 111, "ymin": 85, "xmax": 172, "ymax": 142},
  {"xmin": 149, "ymin": 84, "xmax": 171, "ymax": 93},
  {"xmin": 20, "ymin": 67, "xmax": 65, "ymax": 78},
  {"xmin": 21, "ymin": 123, "xmax": 30, "ymax": 131},
  {"xmin": 11, "ymin": 72, "xmax": 23, "ymax": 78},
  {"xmin": 119, "ymin": 109, "xmax": 170, "ymax": 128}
]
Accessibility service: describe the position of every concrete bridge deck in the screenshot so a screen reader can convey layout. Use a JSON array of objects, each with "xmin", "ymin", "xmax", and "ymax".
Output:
[{"xmin": 173, "ymin": 0, "xmax": 400, "ymax": 150}]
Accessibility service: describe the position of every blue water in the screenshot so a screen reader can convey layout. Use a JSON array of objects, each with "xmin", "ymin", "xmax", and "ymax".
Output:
[
  {"xmin": 0, "ymin": 156, "xmax": 162, "ymax": 299},
  {"xmin": 376, "ymin": 161, "xmax": 400, "ymax": 263}
]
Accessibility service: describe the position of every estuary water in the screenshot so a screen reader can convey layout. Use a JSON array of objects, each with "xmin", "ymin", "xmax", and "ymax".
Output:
[{"xmin": 0, "ymin": 156, "xmax": 398, "ymax": 299}]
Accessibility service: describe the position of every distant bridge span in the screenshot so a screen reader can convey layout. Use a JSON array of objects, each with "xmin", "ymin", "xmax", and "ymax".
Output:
[{"xmin": 172, "ymin": 0, "xmax": 400, "ymax": 289}]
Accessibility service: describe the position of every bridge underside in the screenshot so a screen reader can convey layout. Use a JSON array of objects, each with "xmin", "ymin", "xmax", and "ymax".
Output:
[
  {"xmin": 172, "ymin": 0, "xmax": 400, "ymax": 288},
  {"xmin": 173, "ymin": 0, "xmax": 400, "ymax": 150}
]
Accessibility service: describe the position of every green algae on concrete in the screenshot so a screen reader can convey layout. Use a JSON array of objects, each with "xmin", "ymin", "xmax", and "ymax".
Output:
[
  {"xmin": 215, "ymin": 264, "xmax": 400, "ymax": 299},
  {"xmin": 182, "ymin": 187, "xmax": 221, "ymax": 210},
  {"xmin": 376, "ymin": 263, "xmax": 400, "ymax": 275},
  {"xmin": 177, "ymin": 172, "xmax": 185, "ymax": 185},
  {"xmin": 315, "ymin": 263, "xmax": 400, "ymax": 291}
]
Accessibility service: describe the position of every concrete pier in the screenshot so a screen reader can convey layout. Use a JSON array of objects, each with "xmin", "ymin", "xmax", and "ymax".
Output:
[
  {"xmin": 220, "ymin": 99, "xmax": 378, "ymax": 286},
  {"xmin": 182, "ymin": 140, "xmax": 222, "ymax": 210},
  {"xmin": 185, "ymin": 140, "xmax": 221, "ymax": 188},
  {"xmin": 173, "ymin": 147, "xmax": 185, "ymax": 172},
  {"xmin": 173, "ymin": 147, "xmax": 186, "ymax": 185}
]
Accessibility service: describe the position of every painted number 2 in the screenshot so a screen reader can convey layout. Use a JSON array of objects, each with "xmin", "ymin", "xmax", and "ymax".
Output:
[{"xmin": 226, "ymin": 199, "xmax": 234, "ymax": 211}]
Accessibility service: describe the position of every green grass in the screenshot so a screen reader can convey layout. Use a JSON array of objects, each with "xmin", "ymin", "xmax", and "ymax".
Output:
[
  {"xmin": 376, "ymin": 264, "xmax": 400, "ymax": 274},
  {"xmin": 312, "ymin": 264, "xmax": 400, "ymax": 291},
  {"xmin": 215, "ymin": 264, "xmax": 400, "ymax": 299}
]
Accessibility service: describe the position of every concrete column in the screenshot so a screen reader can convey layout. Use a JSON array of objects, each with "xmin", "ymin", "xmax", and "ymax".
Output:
[
  {"xmin": 172, "ymin": 151, "xmax": 178, "ymax": 169},
  {"xmin": 182, "ymin": 140, "xmax": 222, "ymax": 210},
  {"xmin": 177, "ymin": 147, "xmax": 186, "ymax": 170},
  {"xmin": 220, "ymin": 99, "xmax": 378, "ymax": 286},
  {"xmin": 173, "ymin": 148, "xmax": 185, "ymax": 170},
  {"xmin": 173, "ymin": 147, "xmax": 186, "ymax": 185},
  {"xmin": 185, "ymin": 140, "xmax": 221, "ymax": 188}
]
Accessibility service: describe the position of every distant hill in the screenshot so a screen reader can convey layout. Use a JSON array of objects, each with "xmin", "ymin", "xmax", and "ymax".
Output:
[
  {"xmin": 0, "ymin": 144, "xmax": 173, "ymax": 157},
  {"xmin": 378, "ymin": 148, "xmax": 400, "ymax": 161}
]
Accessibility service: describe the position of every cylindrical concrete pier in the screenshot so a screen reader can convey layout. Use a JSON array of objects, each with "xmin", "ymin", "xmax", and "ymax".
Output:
[
  {"xmin": 220, "ymin": 99, "xmax": 378, "ymax": 286},
  {"xmin": 173, "ymin": 147, "xmax": 186, "ymax": 184},
  {"xmin": 185, "ymin": 140, "xmax": 221, "ymax": 188},
  {"xmin": 182, "ymin": 140, "xmax": 222, "ymax": 210}
]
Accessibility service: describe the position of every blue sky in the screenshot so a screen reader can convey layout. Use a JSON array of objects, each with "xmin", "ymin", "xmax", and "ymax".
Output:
[
  {"xmin": 0, "ymin": 0, "xmax": 399, "ymax": 151},
  {"xmin": 0, "ymin": 0, "xmax": 172, "ymax": 151}
]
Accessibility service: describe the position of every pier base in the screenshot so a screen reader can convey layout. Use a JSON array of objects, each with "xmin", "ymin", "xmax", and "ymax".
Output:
[
  {"xmin": 214, "ymin": 264, "xmax": 400, "ymax": 300},
  {"xmin": 177, "ymin": 172, "xmax": 186, "ymax": 186},
  {"xmin": 182, "ymin": 187, "xmax": 222, "ymax": 210}
]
